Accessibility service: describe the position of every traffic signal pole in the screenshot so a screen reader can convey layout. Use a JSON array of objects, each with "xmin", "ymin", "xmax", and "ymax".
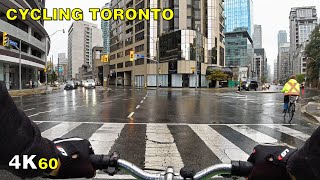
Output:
[{"xmin": 19, "ymin": 40, "xmax": 21, "ymax": 90}]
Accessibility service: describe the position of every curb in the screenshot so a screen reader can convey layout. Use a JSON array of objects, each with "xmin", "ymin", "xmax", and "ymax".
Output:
[
  {"xmin": 238, "ymin": 91, "xmax": 280, "ymax": 93},
  {"xmin": 301, "ymin": 102, "xmax": 320, "ymax": 123}
]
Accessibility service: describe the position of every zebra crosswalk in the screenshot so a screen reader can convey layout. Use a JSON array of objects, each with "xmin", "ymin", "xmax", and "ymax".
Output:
[{"xmin": 34, "ymin": 121, "xmax": 313, "ymax": 179}]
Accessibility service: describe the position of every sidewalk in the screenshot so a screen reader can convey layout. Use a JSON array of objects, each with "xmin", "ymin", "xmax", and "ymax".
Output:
[
  {"xmin": 301, "ymin": 102, "xmax": 320, "ymax": 122},
  {"xmin": 9, "ymin": 86, "xmax": 61, "ymax": 97}
]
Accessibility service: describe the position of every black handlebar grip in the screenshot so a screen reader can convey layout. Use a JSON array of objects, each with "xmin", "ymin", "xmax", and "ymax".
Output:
[
  {"xmin": 231, "ymin": 161, "xmax": 253, "ymax": 177},
  {"xmin": 90, "ymin": 155, "xmax": 111, "ymax": 170}
]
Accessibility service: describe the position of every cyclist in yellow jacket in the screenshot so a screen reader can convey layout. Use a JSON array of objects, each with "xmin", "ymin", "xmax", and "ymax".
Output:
[{"xmin": 281, "ymin": 75, "xmax": 300, "ymax": 113}]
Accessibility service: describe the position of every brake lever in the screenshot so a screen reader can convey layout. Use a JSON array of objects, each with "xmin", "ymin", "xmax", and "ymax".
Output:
[{"xmin": 104, "ymin": 151, "xmax": 120, "ymax": 176}]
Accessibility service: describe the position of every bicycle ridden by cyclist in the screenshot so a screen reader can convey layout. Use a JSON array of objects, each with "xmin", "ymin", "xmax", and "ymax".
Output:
[
  {"xmin": 281, "ymin": 75, "xmax": 300, "ymax": 113},
  {"xmin": 0, "ymin": 82, "xmax": 319, "ymax": 180}
]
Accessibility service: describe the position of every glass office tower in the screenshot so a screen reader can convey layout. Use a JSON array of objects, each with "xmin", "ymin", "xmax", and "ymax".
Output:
[{"xmin": 225, "ymin": 0, "xmax": 253, "ymax": 35}]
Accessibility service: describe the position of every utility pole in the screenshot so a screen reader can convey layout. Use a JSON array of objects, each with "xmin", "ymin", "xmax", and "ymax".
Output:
[
  {"xmin": 19, "ymin": 40, "xmax": 22, "ymax": 90},
  {"xmin": 195, "ymin": 27, "xmax": 200, "ymax": 89},
  {"xmin": 156, "ymin": 39, "xmax": 159, "ymax": 89},
  {"xmin": 45, "ymin": 37, "xmax": 48, "ymax": 90}
]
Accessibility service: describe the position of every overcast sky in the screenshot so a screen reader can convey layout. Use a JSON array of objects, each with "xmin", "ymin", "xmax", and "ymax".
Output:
[{"xmin": 44, "ymin": 0, "xmax": 320, "ymax": 73}]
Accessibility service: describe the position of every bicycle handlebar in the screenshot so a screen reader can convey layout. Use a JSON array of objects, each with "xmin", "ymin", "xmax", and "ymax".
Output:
[{"xmin": 90, "ymin": 154, "xmax": 253, "ymax": 179}]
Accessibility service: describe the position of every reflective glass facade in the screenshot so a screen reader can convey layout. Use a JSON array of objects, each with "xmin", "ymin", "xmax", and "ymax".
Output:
[
  {"xmin": 225, "ymin": 31, "xmax": 253, "ymax": 67},
  {"xmin": 225, "ymin": 0, "xmax": 253, "ymax": 35}
]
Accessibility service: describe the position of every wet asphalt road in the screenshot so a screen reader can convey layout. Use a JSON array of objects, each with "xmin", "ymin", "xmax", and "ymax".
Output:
[{"xmin": 2, "ymin": 86, "xmax": 320, "ymax": 180}]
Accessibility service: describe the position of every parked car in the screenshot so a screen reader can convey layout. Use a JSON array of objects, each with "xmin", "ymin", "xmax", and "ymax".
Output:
[
  {"xmin": 64, "ymin": 80, "xmax": 77, "ymax": 90},
  {"xmin": 246, "ymin": 81, "xmax": 258, "ymax": 91},
  {"xmin": 238, "ymin": 81, "xmax": 247, "ymax": 91},
  {"xmin": 84, "ymin": 79, "xmax": 96, "ymax": 89},
  {"xmin": 80, "ymin": 80, "xmax": 87, "ymax": 87}
]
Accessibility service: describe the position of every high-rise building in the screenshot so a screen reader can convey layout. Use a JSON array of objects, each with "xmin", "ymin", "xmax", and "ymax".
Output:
[
  {"xmin": 225, "ymin": 0, "xmax": 253, "ymax": 35},
  {"xmin": 253, "ymin": 25, "xmax": 262, "ymax": 48},
  {"xmin": 289, "ymin": 6, "xmax": 317, "ymax": 76},
  {"xmin": 254, "ymin": 48, "xmax": 267, "ymax": 79},
  {"xmin": 101, "ymin": 3, "xmax": 111, "ymax": 54},
  {"xmin": 276, "ymin": 30, "xmax": 288, "ymax": 82},
  {"xmin": 0, "ymin": 0, "xmax": 49, "ymax": 89},
  {"xmin": 67, "ymin": 21, "xmax": 103, "ymax": 79},
  {"xmin": 274, "ymin": 61, "xmax": 278, "ymax": 82},
  {"xmin": 290, "ymin": 6, "xmax": 318, "ymax": 51},
  {"xmin": 277, "ymin": 30, "xmax": 287, "ymax": 49},
  {"xmin": 58, "ymin": 53, "xmax": 68, "ymax": 81},
  {"xmin": 278, "ymin": 43, "xmax": 290, "ymax": 83},
  {"xmin": 109, "ymin": 0, "xmax": 225, "ymax": 88},
  {"xmin": 225, "ymin": 29, "xmax": 253, "ymax": 68}
]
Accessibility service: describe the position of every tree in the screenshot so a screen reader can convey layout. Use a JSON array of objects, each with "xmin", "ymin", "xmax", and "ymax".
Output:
[
  {"xmin": 296, "ymin": 74, "xmax": 305, "ymax": 84},
  {"xmin": 305, "ymin": 25, "xmax": 320, "ymax": 88},
  {"xmin": 207, "ymin": 69, "xmax": 228, "ymax": 81},
  {"xmin": 261, "ymin": 76, "xmax": 267, "ymax": 84}
]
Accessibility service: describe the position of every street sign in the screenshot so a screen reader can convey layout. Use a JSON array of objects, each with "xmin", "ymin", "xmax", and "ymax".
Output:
[
  {"xmin": 135, "ymin": 54, "xmax": 145, "ymax": 60},
  {"xmin": 9, "ymin": 40, "xmax": 18, "ymax": 47}
]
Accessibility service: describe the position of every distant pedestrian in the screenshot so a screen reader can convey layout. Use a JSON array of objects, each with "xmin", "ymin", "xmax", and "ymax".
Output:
[{"xmin": 29, "ymin": 79, "xmax": 32, "ymax": 89}]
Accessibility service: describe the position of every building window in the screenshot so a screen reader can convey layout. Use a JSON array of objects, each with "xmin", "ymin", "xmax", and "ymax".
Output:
[
  {"xmin": 110, "ymin": 54, "xmax": 116, "ymax": 60},
  {"xmin": 135, "ymin": 31, "xmax": 145, "ymax": 42},
  {"xmin": 125, "ymin": 61, "xmax": 133, "ymax": 67},
  {"xmin": 135, "ymin": 58, "xmax": 144, "ymax": 65},
  {"xmin": 125, "ymin": 48, "xmax": 133, "ymax": 56},
  {"xmin": 135, "ymin": 21, "xmax": 145, "ymax": 32},
  {"xmin": 135, "ymin": 44, "xmax": 144, "ymax": 52},
  {"xmin": 117, "ymin": 62, "xmax": 123, "ymax": 68},
  {"xmin": 110, "ymin": 64, "xmax": 115, "ymax": 70},
  {"xmin": 117, "ymin": 52, "xmax": 123, "ymax": 58}
]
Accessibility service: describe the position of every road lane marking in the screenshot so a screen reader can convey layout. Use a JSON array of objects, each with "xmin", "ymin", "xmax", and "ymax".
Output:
[
  {"xmin": 145, "ymin": 124, "xmax": 184, "ymax": 172},
  {"xmin": 143, "ymin": 97, "xmax": 146, "ymax": 100},
  {"xmin": 89, "ymin": 124, "xmax": 124, "ymax": 154},
  {"xmin": 228, "ymin": 125, "xmax": 279, "ymax": 144},
  {"xmin": 264, "ymin": 124, "xmax": 310, "ymax": 141},
  {"xmin": 47, "ymin": 103, "xmax": 56, "ymax": 106},
  {"xmin": 28, "ymin": 108, "xmax": 59, "ymax": 117},
  {"xmin": 140, "ymin": 100, "xmax": 144, "ymax": 103},
  {"xmin": 24, "ymin": 108, "xmax": 35, "ymax": 112},
  {"xmin": 136, "ymin": 105, "xmax": 140, "ymax": 109},
  {"xmin": 33, "ymin": 121, "xmax": 298, "ymax": 126},
  {"xmin": 41, "ymin": 122, "xmax": 81, "ymax": 140},
  {"xmin": 100, "ymin": 101, "xmax": 113, "ymax": 104},
  {"xmin": 94, "ymin": 174, "xmax": 135, "ymax": 179},
  {"xmin": 190, "ymin": 124, "xmax": 249, "ymax": 163},
  {"xmin": 127, "ymin": 112, "xmax": 135, "ymax": 118}
]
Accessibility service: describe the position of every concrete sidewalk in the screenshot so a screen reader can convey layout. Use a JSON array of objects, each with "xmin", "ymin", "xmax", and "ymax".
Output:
[
  {"xmin": 9, "ymin": 86, "xmax": 61, "ymax": 97},
  {"xmin": 301, "ymin": 102, "xmax": 320, "ymax": 122}
]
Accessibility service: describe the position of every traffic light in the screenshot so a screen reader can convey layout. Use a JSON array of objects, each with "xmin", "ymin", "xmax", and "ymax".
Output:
[
  {"xmin": 130, "ymin": 50, "xmax": 134, "ymax": 62},
  {"xmin": 104, "ymin": 54, "xmax": 109, "ymax": 63},
  {"xmin": 44, "ymin": 67, "xmax": 47, "ymax": 73},
  {"xmin": 2, "ymin": 32, "xmax": 9, "ymax": 47},
  {"xmin": 101, "ymin": 54, "xmax": 109, "ymax": 63}
]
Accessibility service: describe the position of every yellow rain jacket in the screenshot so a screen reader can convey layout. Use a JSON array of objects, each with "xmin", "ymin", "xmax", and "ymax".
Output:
[{"xmin": 281, "ymin": 79, "xmax": 300, "ymax": 96}]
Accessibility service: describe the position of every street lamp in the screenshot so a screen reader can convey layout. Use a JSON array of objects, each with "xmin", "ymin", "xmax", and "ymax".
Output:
[{"xmin": 45, "ymin": 29, "xmax": 65, "ymax": 91}]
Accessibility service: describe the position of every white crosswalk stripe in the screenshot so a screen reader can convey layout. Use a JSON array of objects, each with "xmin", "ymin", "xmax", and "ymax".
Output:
[
  {"xmin": 264, "ymin": 124, "xmax": 310, "ymax": 141},
  {"xmin": 89, "ymin": 123, "xmax": 125, "ymax": 154},
  {"xmin": 228, "ymin": 125, "xmax": 279, "ymax": 144},
  {"xmin": 41, "ymin": 122, "xmax": 81, "ymax": 140},
  {"xmin": 190, "ymin": 124, "xmax": 249, "ymax": 163},
  {"xmin": 145, "ymin": 124, "xmax": 184, "ymax": 172},
  {"xmin": 34, "ymin": 121, "xmax": 314, "ymax": 179}
]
